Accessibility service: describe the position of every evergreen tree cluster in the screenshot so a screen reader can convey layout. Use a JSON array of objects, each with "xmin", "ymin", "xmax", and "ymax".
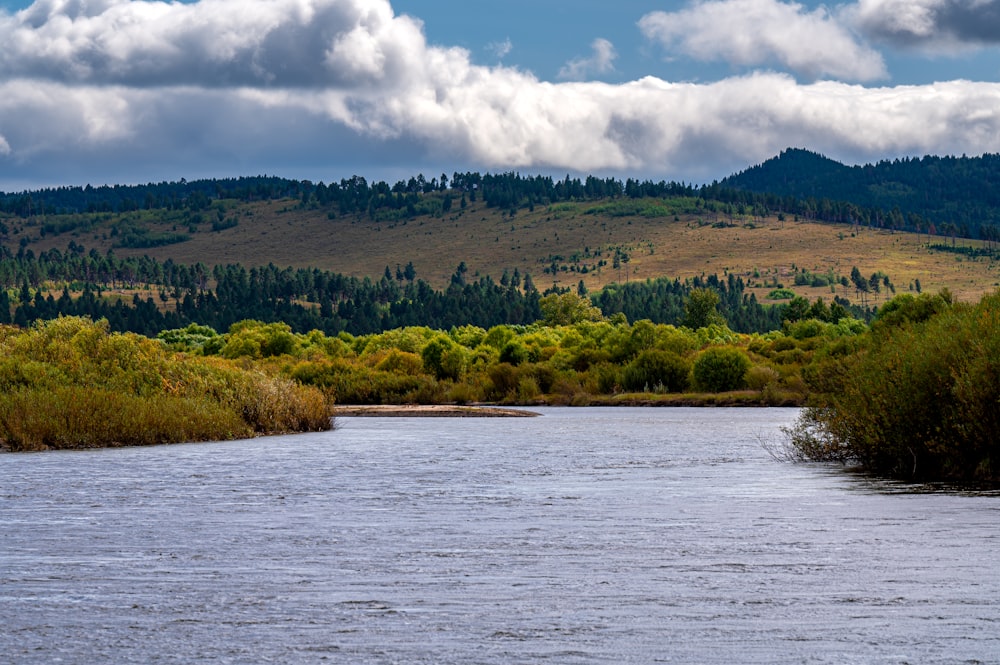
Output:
[
  {"xmin": 0, "ymin": 250, "xmax": 546, "ymax": 336},
  {"xmin": 0, "ymin": 247, "xmax": 828, "ymax": 338},
  {"xmin": 0, "ymin": 176, "xmax": 299, "ymax": 216},
  {"xmin": 720, "ymin": 148, "xmax": 1000, "ymax": 239}
]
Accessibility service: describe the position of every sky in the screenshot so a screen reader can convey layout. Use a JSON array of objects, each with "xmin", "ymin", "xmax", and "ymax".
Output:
[{"xmin": 1, "ymin": 0, "xmax": 1000, "ymax": 191}]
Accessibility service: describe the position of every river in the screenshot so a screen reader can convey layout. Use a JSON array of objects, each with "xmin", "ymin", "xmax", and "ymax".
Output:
[{"xmin": 3, "ymin": 407, "xmax": 998, "ymax": 664}]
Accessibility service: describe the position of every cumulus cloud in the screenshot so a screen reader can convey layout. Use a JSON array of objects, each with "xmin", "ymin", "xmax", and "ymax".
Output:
[
  {"xmin": 558, "ymin": 38, "xmax": 617, "ymax": 81},
  {"xmin": 1, "ymin": 0, "xmax": 1000, "ymax": 188},
  {"xmin": 0, "ymin": 0, "xmax": 435, "ymax": 88},
  {"xmin": 848, "ymin": 0, "xmax": 1000, "ymax": 51},
  {"xmin": 639, "ymin": 0, "xmax": 887, "ymax": 82}
]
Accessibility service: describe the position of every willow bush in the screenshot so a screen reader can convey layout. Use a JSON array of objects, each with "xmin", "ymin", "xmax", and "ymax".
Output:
[
  {"xmin": 692, "ymin": 346, "xmax": 751, "ymax": 392},
  {"xmin": 162, "ymin": 315, "xmax": 839, "ymax": 408},
  {"xmin": 0, "ymin": 317, "xmax": 332, "ymax": 451},
  {"xmin": 622, "ymin": 350, "xmax": 691, "ymax": 393},
  {"xmin": 788, "ymin": 292, "xmax": 1000, "ymax": 480}
]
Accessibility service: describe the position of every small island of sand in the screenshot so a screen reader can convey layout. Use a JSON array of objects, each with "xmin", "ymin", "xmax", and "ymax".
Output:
[{"xmin": 331, "ymin": 405, "xmax": 540, "ymax": 417}]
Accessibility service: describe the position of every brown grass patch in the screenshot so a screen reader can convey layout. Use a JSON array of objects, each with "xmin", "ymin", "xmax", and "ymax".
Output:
[{"xmin": 15, "ymin": 199, "xmax": 1000, "ymax": 305}]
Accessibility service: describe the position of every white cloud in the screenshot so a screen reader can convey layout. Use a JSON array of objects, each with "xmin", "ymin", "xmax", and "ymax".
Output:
[
  {"xmin": 487, "ymin": 37, "xmax": 512, "ymax": 60},
  {"xmin": 2, "ymin": 0, "xmax": 1000, "ymax": 188},
  {"xmin": 639, "ymin": 0, "xmax": 887, "ymax": 82},
  {"xmin": 0, "ymin": 0, "xmax": 431, "ymax": 88},
  {"xmin": 0, "ymin": 134, "xmax": 9, "ymax": 156},
  {"xmin": 848, "ymin": 0, "xmax": 1000, "ymax": 52},
  {"xmin": 558, "ymin": 38, "xmax": 617, "ymax": 81}
]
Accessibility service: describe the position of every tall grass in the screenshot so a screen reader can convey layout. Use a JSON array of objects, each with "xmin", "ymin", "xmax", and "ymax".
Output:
[
  {"xmin": 0, "ymin": 387, "xmax": 250, "ymax": 451},
  {"xmin": 0, "ymin": 317, "xmax": 332, "ymax": 452}
]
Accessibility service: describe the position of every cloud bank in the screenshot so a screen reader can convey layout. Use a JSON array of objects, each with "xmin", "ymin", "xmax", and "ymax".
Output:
[
  {"xmin": 1, "ymin": 0, "xmax": 999, "ymax": 188},
  {"xmin": 850, "ymin": 0, "xmax": 1000, "ymax": 51}
]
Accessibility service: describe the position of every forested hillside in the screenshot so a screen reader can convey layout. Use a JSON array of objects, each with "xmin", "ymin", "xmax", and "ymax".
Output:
[
  {"xmin": 721, "ymin": 148, "xmax": 1000, "ymax": 238},
  {"xmin": 7, "ymin": 149, "xmax": 1000, "ymax": 244},
  {"xmin": 2, "ymin": 151, "xmax": 999, "ymax": 338}
]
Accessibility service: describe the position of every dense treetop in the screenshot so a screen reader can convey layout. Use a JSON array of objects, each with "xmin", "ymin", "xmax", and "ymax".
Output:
[{"xmin": 721, "ymin": 148, "xmax": 1000, "ymax": 237}]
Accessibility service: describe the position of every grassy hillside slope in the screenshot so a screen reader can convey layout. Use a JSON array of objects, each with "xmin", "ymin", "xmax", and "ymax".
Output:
[{"xmin": 9, "ymin": 195, "xmax": 999, "ymax": 305}]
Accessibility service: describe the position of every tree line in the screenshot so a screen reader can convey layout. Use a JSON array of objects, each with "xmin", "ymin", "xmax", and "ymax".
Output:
[
  {"xmin": 8, "ymin": 151, "xmax": 1000, "ymax": 240},
  {"xmin": 0, "ymin": 247, "xmax": 867, "ymax": 337}
]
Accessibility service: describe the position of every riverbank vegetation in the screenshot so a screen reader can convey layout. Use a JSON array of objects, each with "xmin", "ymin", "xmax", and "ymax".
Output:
[
  {"xmin": 153, "ymin": 290, "xmax": 867, "ymax": 411},
  {"xmin": 786, "ymin": 290, "xmax": 1000, "ymax": 481},
  {"xmin": 5, "ymin": 155, "xmax": 1000, "ymax": 468},
  {"xmin": 0, "ymin": 317, "xmax": 332, "ymax": 452},
  {"xmin": 6, "ymin": 283, "xmax": 999, "ymax": 484}
]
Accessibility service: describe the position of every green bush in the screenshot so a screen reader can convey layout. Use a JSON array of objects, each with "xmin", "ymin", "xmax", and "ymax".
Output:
[
  {"xmin": 622, "ymin": 350, "xmax": 691, "ymax": 393},
  {"xmin": 788, "ymin": 292, "xmax": 1000, "ymax": 480},
  {"xmin": 692, "ymin": 346, "xmax": 751, "ymax": 392},
  {"xmin": 486, "ymin": 363, "xmax": 520, "ymax": 400},
  {"xmin": 499, "ymin": 340, "xmax": 528, "ymax": 366},
  {"xmin": 421, "ymin": 335, "xmax": 457, "ymax": 379},
  {"xmin": 744, "ymin": 365, "xmax": 780, "ymax": 391},
  {"xmin": 767, "ymin": 288, "xmax": 796, "ymax": 300}
]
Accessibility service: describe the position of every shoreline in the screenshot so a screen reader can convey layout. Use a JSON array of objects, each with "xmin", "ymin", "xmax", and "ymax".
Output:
[{"xmin": 332, "ymin": 405, "xmax": 541, "ymax": 417}]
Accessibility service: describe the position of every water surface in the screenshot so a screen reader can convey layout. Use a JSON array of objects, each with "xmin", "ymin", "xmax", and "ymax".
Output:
[{"xmin": 3, "ymin": 407, "xmax": 998, "ymax": 663}]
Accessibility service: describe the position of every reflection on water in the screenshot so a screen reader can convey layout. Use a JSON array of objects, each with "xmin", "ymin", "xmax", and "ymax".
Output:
[
  {"xmin": 845, "ymin": 474, "xmax": 1000, "ymax": 497},
  {"xmin": 3, "ymin": 407, "xmax": 999, "ymax": 664}
]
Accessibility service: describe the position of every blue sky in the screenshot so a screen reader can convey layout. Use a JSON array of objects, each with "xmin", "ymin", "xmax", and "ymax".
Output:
[{"xmin": 1, "ymin": 0, "xmax": 999, "ymax": 190}]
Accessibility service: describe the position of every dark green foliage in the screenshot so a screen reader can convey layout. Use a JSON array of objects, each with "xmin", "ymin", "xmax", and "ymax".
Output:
[
  {"xmin": 721, "ymin": 148, "xmax": 1000, "ymax": 238},
  {"xmin": 115, "ymin": 228, "xmax": 190, "ymax": 248},
  {"xmin": 211, "ymin": 217, "xmax": 239, "ymax": 232},
  {"xmin": 499, "ymin": 340, "xmax": 528, "ymax": 366},
  {"xmin": 622, "ymin": 350, "xmax": 690, "ymax": 392},
  {"xmin": 7, "ymin": 152, "xmax": 1000, "ymax": 243},
  {"xmin": 0, "ymin": 244, "xmax": 817, "ymax": 339},
  {"xmin": 0, "ymin": 176, "xmax": 305, "ymax": 216},
  {"xmin": 0, "ymin": 250, "xmax": 544, "ymax": 336},
  {"xmin": 692, "ymin": 346, "xmax": 751, "ymax": 392},
  {"xmin": 592, "ymin": 273, "xmax": 789, "ymax": 334},
  {"xmin": 789, "ymin": 292, "xmax": 1000, "ymax": 480}
]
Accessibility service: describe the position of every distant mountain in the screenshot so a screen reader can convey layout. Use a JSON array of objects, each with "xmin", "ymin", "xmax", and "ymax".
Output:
[{"xmin": 720, "ymin": 148, "xmax": 1000, "ymax": 234}]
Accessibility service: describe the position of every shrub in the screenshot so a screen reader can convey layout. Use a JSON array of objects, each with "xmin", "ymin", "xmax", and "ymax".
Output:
[
  {"xmin": 0, "ymin": 317, "xmax": 332, "ymax": 450},
  {"xmin": 499, "ymin": 340, "xmax": 528, "ymax": 366},
  {"xmin": 0, "ymin": 386, "xmax": 251, "ymax": 451},
  {"xmin": 788, "ymin": 292, "xmax": 1000, "ymax": 480},
  {"xmin": 622, "ymin": 350, "xmax": 691, "ymax": 393},
  {"xmin": 374, "ymin": 350, "xmax": 424, "ymax": 375},
  {"xmin": 767, "ymin": 288, "xmax": 796, "ymax": 300},
  {"xmin": 786, "ymin": 318, "xmax": 826, "ymax": 340},
  {"xmin": 744, "ymin": 365, "xmax": 780, "ymax": 391},
  {"xmin": 517, "ymin": 377, "xmax": 541, "ymax": 401},
  {"xmin": 486, "ymin": 363, "xmax": 520, "ymax": 400},
  {"xmin": 692, "ymin": 346, "xmax": 751, "ymax": 392}
]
